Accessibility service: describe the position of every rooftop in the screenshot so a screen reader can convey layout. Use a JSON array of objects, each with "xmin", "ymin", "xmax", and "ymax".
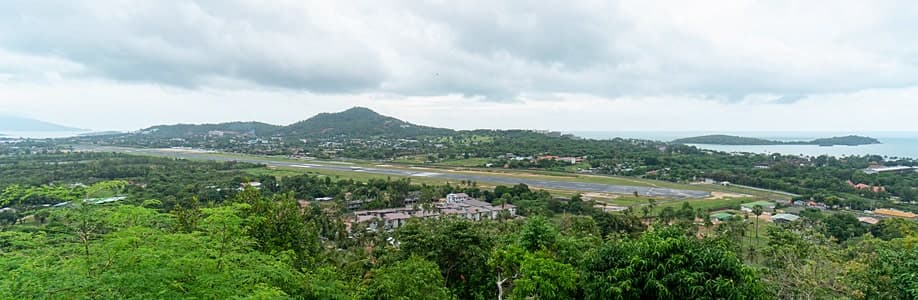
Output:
[
  {"xmin": 710, "ymin": 212, "xmax": 735, "ymax": 221},
  {"xmin": 772, "ymin": 213, "xmax": 800, "ymax": 222},
  {"xmin": 383, "ymin": 213, "xmax": 411, "ymax": 220},
  {"xmin": 356, "ymin": 215, "xmax": 378, "ymax": 223},
  {"xmin": 464, "ymin": 199, "xmax": 493, "ymax": 207},
  {"xmin": 741, "ymin": 201, "xmax": 776, "ymax": 208},
  {"xmin": 863, "ymin": 166, "xmax": 916, "ymax": 174}
]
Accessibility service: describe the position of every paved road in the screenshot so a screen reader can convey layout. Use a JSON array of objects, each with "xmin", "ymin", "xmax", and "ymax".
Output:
[{"xmin": 84, "ymin": 146, "xmax": 711, "ymax": 199}]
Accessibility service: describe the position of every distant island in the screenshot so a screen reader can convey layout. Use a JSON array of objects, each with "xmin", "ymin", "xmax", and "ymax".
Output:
[
  {"xmin": 77, "ymin": 131, "xmax": 125, "ymax": 137},
  {"xmin": 0, "ymin": 115, "xmax": 85, "ymax": 132},
  {"xmin": 671, "ymin": 135, "xmax": 881, "ymax": 146}
]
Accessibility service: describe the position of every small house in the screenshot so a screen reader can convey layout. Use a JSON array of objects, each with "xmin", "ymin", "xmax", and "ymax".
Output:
[
  {"xmin": 710, "ymin": 212, "xmax": 735, "ymax": 222},
  {"xmin": 771, "ymin": 213, "xmax": 800, "ymax": 223},
  {"xmin": 741, "ymin": 201, "xmax": 776, "ymax": 213}
]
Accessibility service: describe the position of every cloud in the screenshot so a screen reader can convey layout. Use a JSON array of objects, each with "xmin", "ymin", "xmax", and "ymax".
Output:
[
  {"xmin": 1, "ymin": 0, "xmax": 918, "ymax": 102},
  {"xmin": 0, "ymin": 1, "xmax": 386, "ymax": 92},
  {"xmin": 2, "ymin": 76, "xmax": 917, "ymax": 133}
]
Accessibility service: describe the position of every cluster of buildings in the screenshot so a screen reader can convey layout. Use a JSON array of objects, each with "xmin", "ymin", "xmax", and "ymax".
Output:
[
  {"xmin": 528, "ymin": 130, "xmax": 577, "ymax": 139},
  {"xmin": 316, "ymin": 138, "xmax": 425, "ymax": 157},
  {"xmin": 496, "ymin": 153, "xmax": 586, "ymax": 165},
  {"xmin": 710, "ymin": 199, "xmax": 918, "ymax": 226},
  {"xmin": 345, "ymin": 193, "xmax": 517, "ymax": 232},
  {"xmin": 792, "ymin": 200, "xmax": 829, "ymax": 210},
  {"xmin": 535, "ymin": 155, "xmax": 584, "ymax": 164},
  {"xmin": 847, "ymin": 180, "xmax": 886, "ymax": 193},
  {"xmin": 206, "ymin": 130, "xmax": 257, "ymax": 138}
]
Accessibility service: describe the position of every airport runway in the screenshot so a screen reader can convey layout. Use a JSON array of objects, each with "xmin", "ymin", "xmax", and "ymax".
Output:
[{"xmin": 85, "ymin": 146, "xmax": 711, "ymax": 198}]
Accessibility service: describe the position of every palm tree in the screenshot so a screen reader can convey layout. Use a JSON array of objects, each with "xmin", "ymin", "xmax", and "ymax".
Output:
[{"xmin": 752, "ymin": 205, "xmax": 764, "ymax": 262}]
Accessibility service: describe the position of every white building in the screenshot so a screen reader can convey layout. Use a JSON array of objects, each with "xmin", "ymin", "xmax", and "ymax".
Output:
[
  {"xmin": 347, "ymin": 194, "xmax": 517, "ymax": 232},
  {"xmin": 446, "ymin": 193, "xmax": 472, "ymax": 203}
]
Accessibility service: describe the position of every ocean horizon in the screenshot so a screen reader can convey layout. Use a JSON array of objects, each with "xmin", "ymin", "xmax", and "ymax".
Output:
[
  {"xmin": 0, "ymin": 131, "xmax": 88, "ymax": 139},
  {"xmin": 572, "ymin": 131, "xmax": 918, "ymax": 160},
  {"xmin": 3, "ymin": 130, "xmax": 917, "ymax": 160}
]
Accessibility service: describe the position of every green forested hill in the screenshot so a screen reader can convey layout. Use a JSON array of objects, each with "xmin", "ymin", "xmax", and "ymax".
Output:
[
  {"xmin": 142, "ymin": 121, "xmax": 282, "ymax": 137},
  {"xmin": 128, "ymin": 107, "xmax": 453, "ymax": 139},
  {"xmin": 279, "ymin": 107, "xmax": 454, "ymax": 138},
  {"xmin": 809, "ymin": 135, "xmax": 881, "ymax": 146},
  {"xmin": 672, "ymin": 135, "xmax": 779, "ymax": 145}
]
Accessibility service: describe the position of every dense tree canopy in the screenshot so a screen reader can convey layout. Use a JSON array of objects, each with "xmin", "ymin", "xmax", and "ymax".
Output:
[
  {"xmin": 582, "ymin": 227, "xmax": 767, "ymax": 299},
  {"xmin": 1, "ymin": 150, "xmax": 917, "ymax": 299}
]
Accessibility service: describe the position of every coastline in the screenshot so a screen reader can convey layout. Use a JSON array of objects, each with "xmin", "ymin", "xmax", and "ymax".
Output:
[{"xmin": 571, "ymin": 132, "xmax": 918, "ymax": 159}]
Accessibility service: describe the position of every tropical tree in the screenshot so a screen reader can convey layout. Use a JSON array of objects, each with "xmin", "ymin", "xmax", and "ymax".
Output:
[
  {"xmin": 581, "ymin": 227, "xmax": 767, "ymax": 299},
  {"xmin": 510, "ymin": 252, "xmax": 579, "ymax": 300},
  {"xmin": 823, "ymin": 213, "xmax": 867, "ymax": 242},
  {"xmin": 397, "ymin": 218, "xmax": 494, "ymax": 299},
  {"xmin": 845, "ymin": 235, "xmax": 918, "ymax": 299},
  {"xmin": 519, "ymin": 217, "xmax": 559, "ymax": 252},
  {"xmin": 760, "ymin": 225, "xmax": 849, "ymax": 298},
  {"xmin": 752, "ymin": 204, "xmax": 764, "ymax": 262},
  {"xmin": 359, "ymin": 256, "xmax": 453, "ymax": 300}
]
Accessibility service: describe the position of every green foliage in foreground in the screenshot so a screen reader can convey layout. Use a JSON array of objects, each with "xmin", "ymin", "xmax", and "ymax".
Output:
[
  {"xmin": 582, "ymin": 228, "xmax": 765, "ymax": 299},
  {"xmin": 0, "ymin": 205, "xmax": 303, "ymax": 299},
  {"xmin": 1, "ymin": 192, "xmax": 917, "ymax": 299},
  {"xmin": 0, "ymin": 202, "xmax": 766, "ymax": 299},
  {"xmin": 358, "ymin": 256, "xmax": 453, "ymax": 300}
]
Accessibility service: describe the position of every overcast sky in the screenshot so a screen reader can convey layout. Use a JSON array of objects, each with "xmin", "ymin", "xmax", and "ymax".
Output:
[{"xmin": 1, "ymin": 0, "xmax": 917, "ymax": 132}]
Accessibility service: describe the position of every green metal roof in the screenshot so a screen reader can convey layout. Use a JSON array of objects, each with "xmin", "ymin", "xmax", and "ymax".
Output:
[{"xmin": 710, "ymin": 212, "xmax": 735, "ymax": 221}]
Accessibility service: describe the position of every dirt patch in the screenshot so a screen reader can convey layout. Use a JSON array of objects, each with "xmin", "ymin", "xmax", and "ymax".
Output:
[
  {"xmin": 583, "ymin": 192, "xmax": 621, "ymax": 199},
  {"xmin": 708, "ymin": 192, "xmax": 751, "ymax": 200}
]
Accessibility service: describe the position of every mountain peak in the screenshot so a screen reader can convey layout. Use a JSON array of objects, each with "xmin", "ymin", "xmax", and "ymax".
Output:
[
  {"xmin": 314, "ymin": 107, "xmax": 386, "ymax": 120},
  {"xmin": 340, "ymin": 106, "xmax": 378, "ymax": 115},
  {"xmin": 282, "ymin": 107, "xmax": 451, "ymax": 138}
]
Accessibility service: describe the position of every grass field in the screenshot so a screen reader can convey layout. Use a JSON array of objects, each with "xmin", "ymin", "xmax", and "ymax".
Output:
[
  {"xmin": 653, "ymin": 197, "xmax": 753, "ymax": 213},
  {"xmin": 432, "ymin": 157, "xmax": 491, "ymax": 167},
  {"xmin": 209, "ymin": 152, "xmax": 790, "ymax": 201},
  {"xmin": 247, "ymin": 165, "xmax": 461, "ymax": 186},
  {"xmin": 242, "ymin": 163, "xmax": 775, "ymax": 213},
  {"xmin": 242, "ymin": 167, "xmax": 303, "ymax": 178},
  {"xmin": 97, "ymin": 146, "xmax": 792, "ymax": 210}
]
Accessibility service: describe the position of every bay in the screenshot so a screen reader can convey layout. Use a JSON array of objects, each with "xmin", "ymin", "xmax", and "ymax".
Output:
[
  {"xmin": 572, "ymin": 131, "xmax": 918, "ymax": 159},
  {"xmin": 0, "ymin": 131, "xmax": 87, "ymax": 139}
]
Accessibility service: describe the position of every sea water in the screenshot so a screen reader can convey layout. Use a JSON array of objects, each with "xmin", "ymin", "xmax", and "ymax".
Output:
[
  {"xmin": 572, "ymin": 131, "xmax": 918, "ymax": 159},
  {"xmin": 0, "ymin": 131, "xmax": 87, "ymax": 139}
]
